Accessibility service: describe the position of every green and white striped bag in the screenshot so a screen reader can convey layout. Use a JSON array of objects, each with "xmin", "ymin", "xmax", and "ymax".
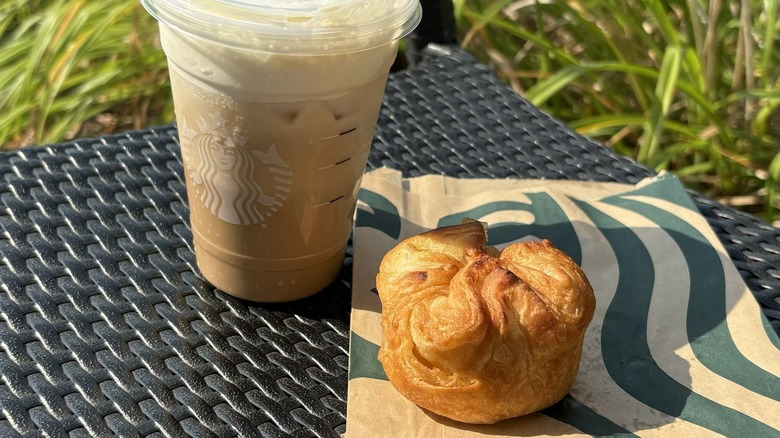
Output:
[{"xmin": 346, "ymin": 168, "xmax": 779, "ymax": 438}]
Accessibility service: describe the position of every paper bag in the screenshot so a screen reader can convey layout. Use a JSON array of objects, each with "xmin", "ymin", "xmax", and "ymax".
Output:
[{"xmin": 346, "ymin": 168, "xmax": 780, "ymax": 437}]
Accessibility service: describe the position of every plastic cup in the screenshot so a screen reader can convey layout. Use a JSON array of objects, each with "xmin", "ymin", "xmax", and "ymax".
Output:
[{"xmin": 141, "ymin": 0, "xmax": 422, "ymax": 301}]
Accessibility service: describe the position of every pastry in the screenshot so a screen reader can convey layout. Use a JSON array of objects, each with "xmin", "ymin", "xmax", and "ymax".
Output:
[{"xmin": 376, "ymin": 221, "xmax": 595, "ymax": 424}]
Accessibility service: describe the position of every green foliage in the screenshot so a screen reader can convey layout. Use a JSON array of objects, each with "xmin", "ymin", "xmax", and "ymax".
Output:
[
  {"xmin": 457, "ymin": 0, "xmax": 779, "ymax": 222},
  {"xmin": 0, "ymin": 0, "xmax": 171, "ymax": 148}
]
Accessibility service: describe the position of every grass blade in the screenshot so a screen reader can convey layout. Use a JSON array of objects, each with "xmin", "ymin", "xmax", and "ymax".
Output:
[{"xmin": 639, "ymin": 45, "xmax": 683, "ymax": 165}]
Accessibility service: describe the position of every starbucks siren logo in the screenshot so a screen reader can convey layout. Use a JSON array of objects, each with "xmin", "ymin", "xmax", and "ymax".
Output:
[{"xmin": 179, "ymin": 114, "xmax": 292, "ymax": 225}]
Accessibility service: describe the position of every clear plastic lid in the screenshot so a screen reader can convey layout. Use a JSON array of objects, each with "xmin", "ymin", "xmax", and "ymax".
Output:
[{"xmin": 141, "ymin": 0, "xmax": 423, "ymax": 54}]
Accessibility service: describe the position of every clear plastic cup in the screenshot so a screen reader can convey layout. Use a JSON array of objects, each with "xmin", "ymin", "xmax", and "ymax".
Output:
[{"xmin": 141, "ymin": 0, "xmax": 422, "ymax": 301}]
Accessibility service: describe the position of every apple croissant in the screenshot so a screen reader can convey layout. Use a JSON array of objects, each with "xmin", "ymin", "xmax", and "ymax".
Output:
[{"xmin": 376, "ymin": 222, "xmax": 595, "ymax": 424}]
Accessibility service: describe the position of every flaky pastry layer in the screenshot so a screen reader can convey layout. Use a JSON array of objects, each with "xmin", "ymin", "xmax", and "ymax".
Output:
[{"xmin": 376, "ymin": 222, "xmax": 595, "ymax": 424}]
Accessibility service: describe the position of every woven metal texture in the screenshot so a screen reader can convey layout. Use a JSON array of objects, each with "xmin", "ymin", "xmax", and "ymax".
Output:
[{"xmin": 0, "ymin": 46, "xmax": 777, "ymax": 437}]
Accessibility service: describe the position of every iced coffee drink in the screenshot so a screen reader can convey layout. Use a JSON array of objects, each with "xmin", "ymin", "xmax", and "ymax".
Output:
[{"xmin": 142, "ymin": 0, "xmax": 422, "ymax": 301}]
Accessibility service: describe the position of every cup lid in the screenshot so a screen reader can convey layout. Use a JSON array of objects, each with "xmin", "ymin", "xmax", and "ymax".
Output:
[{"xmin": 141, "ymin": 0, "xmax": 423, "ymax": 54}]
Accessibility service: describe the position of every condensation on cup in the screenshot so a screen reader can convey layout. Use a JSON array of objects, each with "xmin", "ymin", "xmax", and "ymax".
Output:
[{"xmin": 141, "ymin": 0, "xmax": 422, "ymax": 302}]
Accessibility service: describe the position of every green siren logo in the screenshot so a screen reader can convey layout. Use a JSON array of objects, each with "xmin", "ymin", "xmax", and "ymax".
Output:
[{"xmin": 180, "ymin": 115, "xmax": 292, "ymax": 225}]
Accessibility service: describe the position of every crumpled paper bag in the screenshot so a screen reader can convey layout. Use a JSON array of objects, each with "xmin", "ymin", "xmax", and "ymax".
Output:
[{"xmin": 346, "ymin": 168, "xmax": 780, "ymax": 437}]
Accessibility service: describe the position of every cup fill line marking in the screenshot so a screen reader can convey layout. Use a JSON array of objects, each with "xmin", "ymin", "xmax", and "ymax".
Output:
[
  {"xmin": 318, "ymin": 157, "xmax": 353, "ymax": 170},
  {"xmin": 314, "ymin": 195, "xmax": 345, "ymax": 208},
  {"xmin": 320, "ymin": 127, "xmax": 357, "ymax": 141}
]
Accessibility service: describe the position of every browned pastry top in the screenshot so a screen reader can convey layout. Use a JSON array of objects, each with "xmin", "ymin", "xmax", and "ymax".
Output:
[{"xmin": 376, "ymin": 222, "xmax": 595, "ymax": 424}]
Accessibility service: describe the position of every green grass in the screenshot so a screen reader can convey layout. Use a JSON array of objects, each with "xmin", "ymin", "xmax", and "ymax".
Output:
[
  {"xmin": 0, "ymin": 0, "xmax": 778, "ymax": 223},
  {"xmin": 455, "ymin": 0, "xmax": 779, "ymax": 222},
  {"xmin": 0, "ymin": 0, "xmax": 171, "ymax": 148}
]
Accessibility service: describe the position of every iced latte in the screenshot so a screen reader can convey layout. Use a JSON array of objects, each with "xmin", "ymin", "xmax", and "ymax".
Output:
[{"xmin": 142, "ymin": 0, "xmax": 422, "ymax": 301}]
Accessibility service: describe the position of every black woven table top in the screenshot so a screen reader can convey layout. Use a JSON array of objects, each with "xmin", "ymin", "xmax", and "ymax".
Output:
[{"xmin": 0, "ymin": 45, "xmax": 778, "ymax": 437}]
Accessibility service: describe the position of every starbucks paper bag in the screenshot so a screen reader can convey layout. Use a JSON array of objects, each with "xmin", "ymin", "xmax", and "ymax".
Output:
[{"xmin": 346, "ymin": 168, "xmax": 780, "ymax": 437}]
